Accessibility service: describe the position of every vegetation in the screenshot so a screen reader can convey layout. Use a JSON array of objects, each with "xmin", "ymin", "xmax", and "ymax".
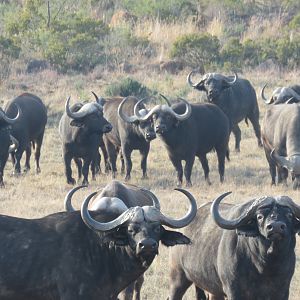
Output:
[{"xmin": 0, "ymin": 0, "xmax": 300, "ymax": 76}]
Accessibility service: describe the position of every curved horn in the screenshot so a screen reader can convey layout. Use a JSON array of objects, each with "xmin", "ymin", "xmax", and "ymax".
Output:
[
  {"xmin": 158, "ymin": 188, "xmax": 197, "ymax": 228},
  {"xmin": 187, "ymin": 70, "xmax": 204, "ymax": 87},
  {"xmin": 0, "ymin": 105, "xmax": 21, "ymax": 124},
  {"xmin": 270, "ymin": 149, "xmax": 293, "ymax": 171},
  {"xmin": 261, "ymin": 84, "xmax": 273, "ymax": 104},
  {"xmin": 225, "ymin": 72, "xmax": 237, "ymax": 85},
  {"xmin": 118, "ymin": 97, "xmax": 138, "ymax": 123},
  {"xmin": 134, "ymin": 98, "xmax": 161, "ymax": 121},
  {"xmin": 170, "ymin": 98, "xmax": 192, "ymax": 121},
  {"xmin": 8, "ymin": 135, "xmax": 19, "ymax": 153},
  {"xmin": 140, "ymin": 188, "xmax": 161, "ymax": 210},
  {"xmin": 91, "ymin": 91, "xmax": 105, "ymax": 106},
  {"xmin": 65, "ymin": 97, "xmax": 98, "ymax": 119},
  {"xmin": 81, "ymin": 191, "xmax": 135, "ymax": 231},
  {"xmin": 159, "ymin": 94, "xmax": 171, "ymax": 106},
  {"xmin": 277, "ymin": 197, "xmax": 300, "ymax": 219},
  {"xmin": 64, "ymin": 185, "xmax": 88, "ymax": 212}
]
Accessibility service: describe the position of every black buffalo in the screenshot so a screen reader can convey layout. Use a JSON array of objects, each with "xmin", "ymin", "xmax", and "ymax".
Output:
[
  {"xmin": 187, "ymin": 71, "xmax": 262, "ymax": 151},
  {"xmin": 102, "ymin": 95, "xmax": 156, "ymax": 181},
  {"xmin": 262, "ymin": 103, "xmax": 300, "ymax": 189},
  {"xmin": 58, "ymin": 95, "xmax": 112, "ymax": 185},
  {"xmin": 168, "ymin": 192, "xmax": 300, "ymax": 300},
  {"xmin": 0, "ymin": 186, "xmax": 197, "ymax": 299},
  {"xmin": 64, "ymin": 180, "xmax": 161, "ymax": 300},
  {"xmin": 5, "ymin": 93, "xmax": 47, "ymax": 174},
  {"xmin": 261, "ymin": 84, "xmax": 300, "ymax": 104},
  {"xmin": 0, "ymin": 107, "xmax": 20, "ymax": 186},
  {"xmin": 135, "ymin": 96, "xmax": 230, "ymax": 186}
]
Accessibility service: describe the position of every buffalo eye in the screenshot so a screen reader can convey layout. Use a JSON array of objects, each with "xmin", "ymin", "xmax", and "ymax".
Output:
[
  {"xmin": 166, "ymin": 115, "xmax": 172, "ymax": 121},
  {"xmin": 257, "ymin": 214, "xmax": 264, "ymax": 222},
  {"xmin": 287, "ymin": 212, "xmax": 293, "ymax": 220},
  {"xmin": 128, "ymin": 225, "xmax": 140, "ymax": 235}
]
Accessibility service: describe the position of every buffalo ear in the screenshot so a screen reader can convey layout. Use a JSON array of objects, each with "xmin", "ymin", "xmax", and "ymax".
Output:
[
  {"xmin": 236, "ymin": 222, "xmax": 259, "ymax": 237},
  {"xmin": 160, "ymin": 229, "xmax": 191, "ymax": 247},
  {"xmin": 294, "ymin": 218, "xmax": 300, "ymax": 235},
  {"xmin": 102, "ymin": 227, "xmax": 129, "ymax": 246},
  {"xmin": 70, "ymin": 120, "xmax": 84, "ymax": 127},
  {"xmin": 194, "ymin": 82, "xmax": 206, "ymax": 91},
  {"xmin": 221, "ymin": 80, "xmax": 231, "ymax": 90}
]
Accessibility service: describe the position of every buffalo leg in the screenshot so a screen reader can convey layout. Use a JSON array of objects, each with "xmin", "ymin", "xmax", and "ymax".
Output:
[
  {"xmin": 93, "ymin": 150, "xmax": 101, "ymax": 175},
  {"xmin": 140, "ymin": 145, "xmax": 150, "ymax": 179},
  {"xmin": 14, "ymin": 147, "xmax": 25, "ymax": 175},
  {"xmin": 264, "ymin": 148, "xmax": 276, "ymax": 185},
  {"xmin": 184, "ymin": 157, "xmax": 195, "ymax": 187},
  {"xmin": 215, "ymin": 146, "xmax": 226, "ymax": 183},
  {"xmin": 119, "ymin": 149, "xmax": 125, "ymax": 174},
  {"xmin": 247, "ymin": 108, "xmax": 262, "ymax": 148},
  {"xmin": 105, "ymin": 140, "xmax": 118, "ymax": 178},
  {"xmin": 198, "ymin": 154, "xmax": 211, "ymax": 185},
  {"xmin": 0, "ymin": 153, "xmax": 8, "ymax": 187},
  {"xmin": 133, "ymin": 275, "xmax": 144, "ymax": 300},
  {"xmin": 34, "ymin": 133, "xmax": 44, "ymax": 173},
  {"xmin": 277, "ymin": 166, "xmax": 288, "ymax": 185},
  {"xmin": 74, "ymin": 158, "xmax": 82, "ymax": 180},
  {"xmin": 195, "ymin": 286, "xmax": 207, "ymax": 300},
  {"xmin": 63, "ymin": 152, "xmax": 76, "ymax": 185},
  {"xmin": 100, "ymin": 143, "xmax": 110, "ymax": 173},
  {"xmin": 24, "ymin": 144, "xmax": 31, "ymax": 172},
  {"xmin": 82, "ymin": 157, "xmax": 91, "ymax": 185},
  {"xmin": 168, "ymin": 267, "xmax": 192, "ymax": 300},
  {"xmin": 232, "ymin": 124, "xmax": 241, "ymax": 152},
  {"xmin": 170, "ymin": 156, "xmax": 183, "ymax": 187},
  {"xmin": 122, "ymin": 145, "xmax": 133, "ymax": 181},
  {"xmin": 10, "ymin": 152, "xmax": 16, "ymax": 167}
]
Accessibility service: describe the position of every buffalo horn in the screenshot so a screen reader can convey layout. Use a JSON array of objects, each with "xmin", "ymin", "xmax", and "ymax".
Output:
[
  {"xmin": 261, "ymin": 84, "xmax": 274, "ymax": 104},
  {"xmin": 118, "ymin": 97, "xmax": 139, "ymax": 123},
  {"xmin": 65, "ymin": 96, "xmax": 100, "ymax": 119},
  {"xmin": 91, "ymin": 91, "xmax": 105, "ymax": 107},
  {"xmin": 277, "ymin": 196, "xmax": 300, "ymax": 219},
  {"xmin": 187, "ymin": 70, "xmax": 204, "ymax": 87},
  {"xmin": 64, "ymin": 185, "xmax": 88, "ymax": 212},
  {"xmin": 159, "ymin": 94, "xmax": 171, "ymax": 106},
  {"xmin": 270, "ymin": 149, "xmax": 293, "ymax": 171},
  {"xmin": 225, "ymin": 72, "xmax": 238, "ymax": 85},
  {"xmin": 158, "ymin": 188, "xmax": 197, "ymax": 228},
  {"xmin": 140, "ymin": 188, "xmax": 161, "ymax": 210},
  {"xmin": 170, "ymin": 98, "xmax": 192, "ymax": 121},
  {"xmin": 8, "ymin": 135, "xmax": 19, "ymax": 153},
  {"xmin": 0, "ymin": 104, "xmax": 21, "ymax": 124}
]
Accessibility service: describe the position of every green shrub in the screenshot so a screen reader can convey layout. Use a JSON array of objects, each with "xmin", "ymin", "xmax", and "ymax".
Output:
[
  {"xmin": 242, "ymin": 39, "xmax": 262, "ymax": 66},
  {"xmin": 220, "ymin": 37, "xmax": 243, "ymax": 67},
  {"xmin": 0, "ymin": 36, "xmax": 21, "ymax": 59},
  {"xmin": 105, "ymin": 77, "xmax": 150, "ymax": 98},
  {"xmin": 170, "ymin": 33, "xmax": 220, "ymax": 68}
]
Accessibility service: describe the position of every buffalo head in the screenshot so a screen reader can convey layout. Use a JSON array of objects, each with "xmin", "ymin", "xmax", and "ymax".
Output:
[
  {"xmin": 187, "ymin": 70, "xmax": 237, "ymax": 102},
  {"xmin": 211, "ymin": 192, "xmax": 300, "ymax": 247},
  {"xmin": 261, "ymin": 84, "xmax": 300, "ymax": 105},
  {"xmin": 132, "ymin": 95, "xmax": 191, "ymax": 135},
  {"xmin": 118, "ymin": 96, "xmax": 156, "ymax": 142},
  {"xmin": 66, "ymin": 186, "xmax": 197, "ymax": 267},
  {"xmin": 65, "ymin": 94, "xmax": 112, "ymax": 134}
]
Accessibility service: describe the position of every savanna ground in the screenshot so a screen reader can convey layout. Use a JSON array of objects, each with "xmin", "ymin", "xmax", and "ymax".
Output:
[{"xmin": 0, "ymin": 67, "xmax": 300, "ymax": 299}]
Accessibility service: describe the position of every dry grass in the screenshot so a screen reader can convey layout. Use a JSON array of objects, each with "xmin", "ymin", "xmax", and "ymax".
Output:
[{"xmin": 0, "ymin": 69, "xmax": 300, "ymax": 299}]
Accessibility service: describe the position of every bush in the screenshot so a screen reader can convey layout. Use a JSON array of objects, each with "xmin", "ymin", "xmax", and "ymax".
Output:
[
  {"xmin": 220, "ymin": 37, "xmax": 243, "ymax": 67},
  {"xmin": 105, "ymin": 77, "xmax": 151, "ymax": 98},
  {"xmin": 170, "ymin": 33, "xmax": 220, "ymax": 68}
]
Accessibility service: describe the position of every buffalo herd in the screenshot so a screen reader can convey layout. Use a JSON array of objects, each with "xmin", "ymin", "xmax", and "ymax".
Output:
[{"xmin": 0, "ymin": 72, "xmax": 300, "ymax": 300}]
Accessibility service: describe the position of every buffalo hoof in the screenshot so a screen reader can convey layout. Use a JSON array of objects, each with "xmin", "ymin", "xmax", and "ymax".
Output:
[
  {"xmin": 23, "ymin": 166, "xmax": 30, "ymax": 173},
  {"xmin": 125, "ymin": 175, "xmax": 131, "ymax": 181},
  {"xmin": 141, "ymin": 174, "xmax": 148, "ymax": 180},
  {"xmin": 235, "ymin": 147, "xmax": 240, "ymax": 153},
  {"xmin": 206, "ymin": 178, "xmax": 212, "ymax": 186},
  {"xmin": 36, "ymin": 167, "xmax": 41, "ymax": 174},
  {"xmin": 186, "ymin": 181, "xmax": 192, "ymax": 187},
  {"xmin": 258, "ymin": 141, "xmax": 263, "ymax": 148},
  {"xmin": 82, "ymin": 179, "xmax": 89, "ymax": 186},
  {"xmin": 176, "ymin": 181, "xmax": 182, "ymax": 188},
  {"xmin": 0, "ymin": 181, "xmax": 4, "ymax": 188},
  {"xmin": 67, "ymin": 178, "xmax": 76, "ymax": 185}
]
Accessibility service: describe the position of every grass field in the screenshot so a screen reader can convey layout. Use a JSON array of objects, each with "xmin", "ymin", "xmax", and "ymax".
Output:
[{"xmin": 0, "ymin": 68, "xmax": 300, "ymax": 299}]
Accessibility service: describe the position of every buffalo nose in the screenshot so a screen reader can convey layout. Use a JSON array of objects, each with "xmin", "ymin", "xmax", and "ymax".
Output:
[
  {"xmin": 266, "ymin": 221, "xmax": 286, "ymax": 233},
  {"xmin": 137, "ymin": 239, "xmax": 158, "ymax": 252},
  {"xmin": 146, "ymin": 132, "xmax": 156, "ymax": 140},
  {"xmin": 155, "ymin": 125, "xmax": 166, "ymax": 133},
  {"xmin": 103, "ymin": 124, "xmax": 112, "ymax": 133}
]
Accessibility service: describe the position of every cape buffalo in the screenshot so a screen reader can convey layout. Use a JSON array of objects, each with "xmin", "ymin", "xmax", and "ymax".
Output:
[
  {"xmin": 64, "ymin": 180, "xmax": 161, "ymax": 300},
  {"xmin": 0, "ymin": 107, "xmax": 20, "ymax": 187},
  {"xmin": 59, "ymin": 95, "xmax": 112, "ymax": 185},
  {"xmin": 168, "ymin": 192, "xmax": 300, "ymax": 300},
  {"xmin": 134, "ymin": 96, "xmax": 230, "ymax": 186},
  {"xmin": 261, "ymin": 84, "xmax": 300, "ymax": 104},
  {"xmin": 0, "ymin": 186, "xmax": 197, "ymax": 299},
  {"xmin": 187, "ymin": 71, "xmax": 262, "ymax": 151},
  {"xmin": 262, "ymin": 103, "xmax": 300, "ymax": 189},
  {"xmin": 101, "ymin": 95, "xmax": 156, "ymax": 181},
  {"xmin": 5, "ymin": 93, "xmax": 47, "ymax": 174}
]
